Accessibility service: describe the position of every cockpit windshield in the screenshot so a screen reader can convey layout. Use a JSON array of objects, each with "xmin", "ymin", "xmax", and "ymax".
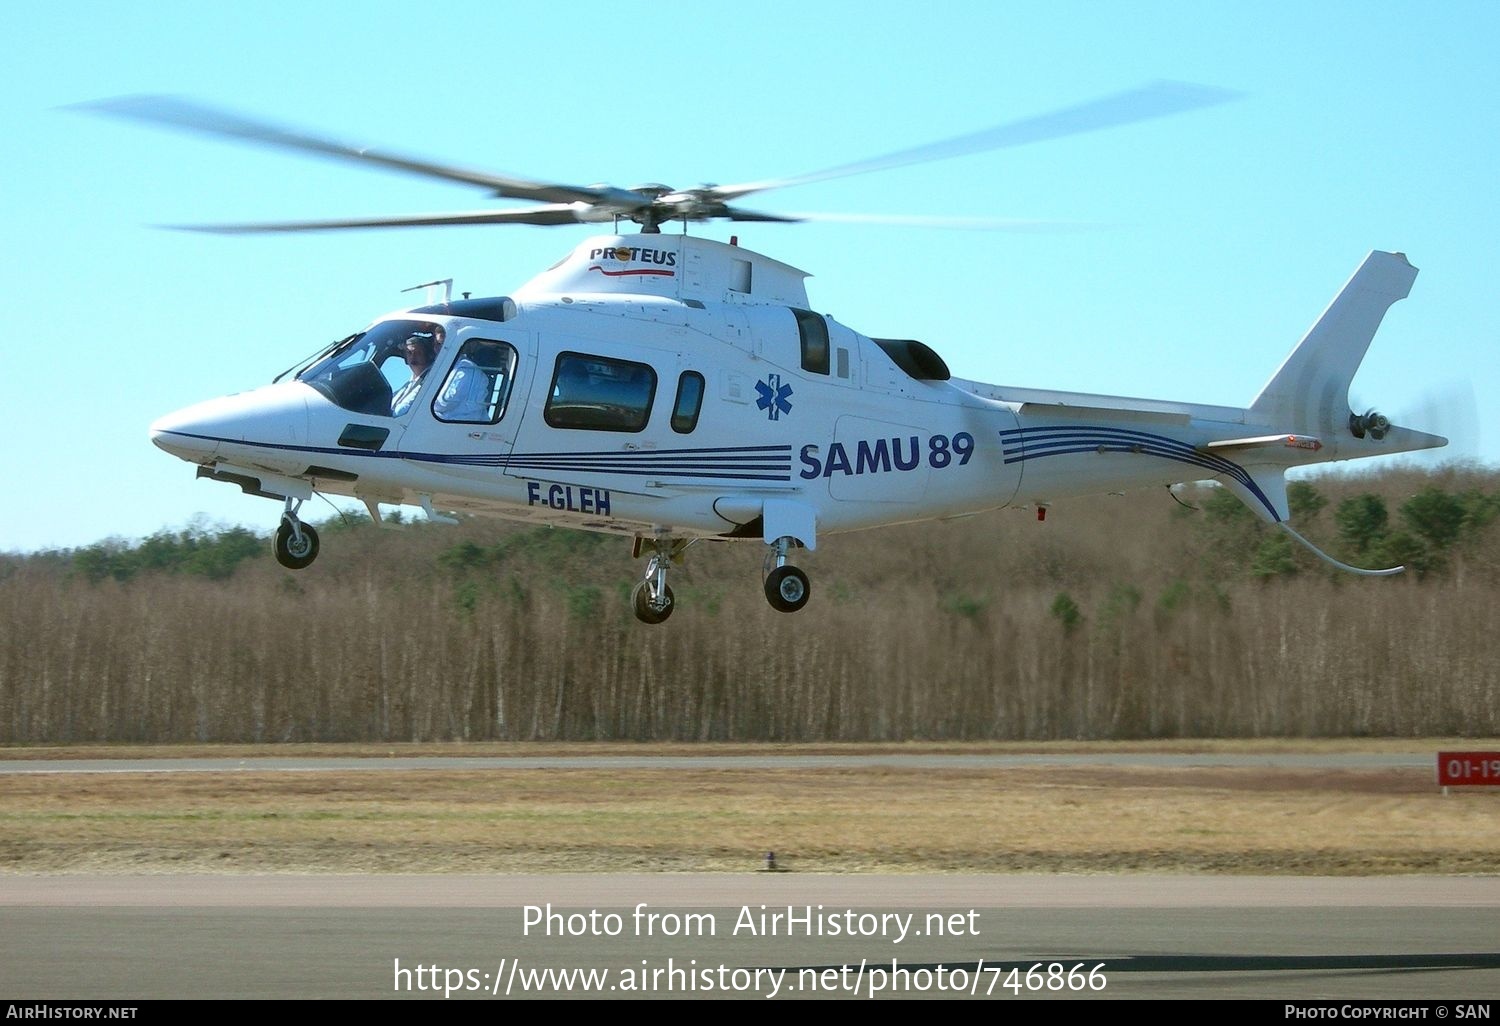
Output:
[{"xmin": 299, "ymin": 320, "xmax": 445, "ymax": 416}]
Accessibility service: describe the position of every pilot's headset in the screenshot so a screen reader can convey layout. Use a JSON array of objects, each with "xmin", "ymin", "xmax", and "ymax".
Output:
[{"xmin": 404, "ymin": 331, "xmax": 437, "ymax": 364}]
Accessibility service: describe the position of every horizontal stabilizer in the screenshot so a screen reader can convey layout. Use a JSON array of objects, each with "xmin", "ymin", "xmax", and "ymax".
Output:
[{"xmin": 1200, "ymin": 434, "xmax": 1323, "ymax": 455}]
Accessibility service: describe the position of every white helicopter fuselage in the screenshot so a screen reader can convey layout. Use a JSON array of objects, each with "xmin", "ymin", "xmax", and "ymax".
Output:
[{"xmin": 150, "ymin": 232, "xmax": 1445, "ymax": 618}]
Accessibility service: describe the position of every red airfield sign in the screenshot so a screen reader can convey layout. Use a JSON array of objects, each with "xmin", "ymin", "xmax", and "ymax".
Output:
[{"xmin": 1436, "ymin": 751, "xmax": 1500, "ymax": 787}]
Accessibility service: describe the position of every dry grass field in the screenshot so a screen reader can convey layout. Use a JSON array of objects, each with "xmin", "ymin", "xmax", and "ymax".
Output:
[{"xmin": 1, "ymin": 741, "xmax": 1496, "ymax": 875}]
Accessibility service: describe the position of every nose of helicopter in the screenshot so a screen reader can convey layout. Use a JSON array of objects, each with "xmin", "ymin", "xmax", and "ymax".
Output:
[
  {"xmin": 150, "ymin": 402, "xmax": 225, "ymax": 462},
  {"xmin": 149, "ymin": 384, "xmax": 311, "ymax": 463}
]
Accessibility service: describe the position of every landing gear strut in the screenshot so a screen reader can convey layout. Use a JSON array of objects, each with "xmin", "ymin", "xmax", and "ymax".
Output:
[
  {"xmin": 273, "ymin": 497, "xmax": 320, "ymax": 570},
  {"xmin": 630, "ymin": 537, "xmax": 693, "ymax": 624},
  {"xmin": 762, "ymin": 536, "xmax": 810, "ymax": 613}
]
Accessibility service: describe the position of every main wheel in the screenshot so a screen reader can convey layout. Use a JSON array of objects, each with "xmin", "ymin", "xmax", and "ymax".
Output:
[
  {"xmin": 273, "ymin": 521, "xmax": 320, "ymax": 570},
  {"xmin": 764, "ymin": 566, "xmax": 810, "ymax": 613},
  {"xmin": 631, "ymin": 581, "xmax": 675, "ymax": 624}
]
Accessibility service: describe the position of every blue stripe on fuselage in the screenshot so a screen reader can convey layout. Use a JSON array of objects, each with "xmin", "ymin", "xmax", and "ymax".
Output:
[
  {"xmin": 998, "ymin": 424, "xmax": 1278, "ymax": 521},
  {"xmin": 156, "ymin": 431, "xmax": 794, "ymax": 482}
]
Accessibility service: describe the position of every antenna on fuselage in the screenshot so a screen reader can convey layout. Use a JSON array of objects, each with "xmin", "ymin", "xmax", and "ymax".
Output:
[{"xmin": 401, "ymin": 278, "xmax": 453, "ymax": 305}]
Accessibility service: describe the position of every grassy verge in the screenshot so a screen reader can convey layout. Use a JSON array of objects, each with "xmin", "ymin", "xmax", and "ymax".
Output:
[{"xmin": 1, "ymin": 742, "xmax": 1496, "ymax": 875}]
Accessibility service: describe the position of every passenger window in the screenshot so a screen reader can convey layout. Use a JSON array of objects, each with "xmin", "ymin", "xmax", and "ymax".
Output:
[
  {"xmin": 792, "ymin": 308, "xmax": 830, "ymax": 375},
  {"xmin": 433, "ymin": 339, "xmax": 518, "ymax": 424},
  {"xmin": 671, "ymin": 371, "xmax": 705, "ymax": 433},
  {"xmin": 545, "ymin": 352, "xmax": 657, "ymax": 432}
]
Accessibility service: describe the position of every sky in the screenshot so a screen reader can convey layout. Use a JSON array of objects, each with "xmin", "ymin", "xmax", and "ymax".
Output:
[{"xmin": 4, "ymin": 1, "xmax": 1497, "ymax": 552}]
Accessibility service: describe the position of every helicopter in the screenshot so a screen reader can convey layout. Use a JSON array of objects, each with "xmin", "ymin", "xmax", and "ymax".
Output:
[{"xmin": 84, "ymin": 84, "xmax": 1447, "ymax": 623}]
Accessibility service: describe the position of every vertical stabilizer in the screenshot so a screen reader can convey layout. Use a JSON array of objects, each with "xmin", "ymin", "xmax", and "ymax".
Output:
[{"xmin": 1250, "ymin": 252, "xmax": 1417, "ymax": 436}]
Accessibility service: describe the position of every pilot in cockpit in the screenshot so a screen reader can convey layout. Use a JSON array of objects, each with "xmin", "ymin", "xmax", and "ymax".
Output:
[{"xmin": 390, "ymin": 325, "xmax": 444, "ymax": 416}]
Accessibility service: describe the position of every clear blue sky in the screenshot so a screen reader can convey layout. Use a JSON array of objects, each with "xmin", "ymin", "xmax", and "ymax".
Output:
[{"xmin": 5, "ymin": 1, "xmax": 1496, "ymax": 552}]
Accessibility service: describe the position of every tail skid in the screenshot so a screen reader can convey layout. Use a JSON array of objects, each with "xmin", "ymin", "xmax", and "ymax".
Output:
[
  {"xmin": 1224, "ymin": 466, "xmax": 1407, "ymax": 575},
  {"xmin": 1279, "ymin": 522, "xmax": 1404, "ymax": 576}
]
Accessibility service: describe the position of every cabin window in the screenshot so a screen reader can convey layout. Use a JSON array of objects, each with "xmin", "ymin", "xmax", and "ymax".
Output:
[
  {"xmin": 670, "ymin": 371, "xmax": 706, "ymax": 433},
  {"xmin": 545, "ymin": 352, "xmax": 657, "ymax": 432},
  {"xmin": 792, "ymin": 308, "xmax": 830, "ymax": 375},
  {"xmin": 432, "ymin": 339, "xmax": 518, "ymax": 424}
]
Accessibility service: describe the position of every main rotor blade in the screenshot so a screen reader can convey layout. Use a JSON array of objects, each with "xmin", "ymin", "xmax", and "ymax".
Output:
[
  {"xmin": 710, "ymin": 80, "xmax": 1240, "ymax": 201},
  {"xmin": 163, "ymin": 206, "xmax": 591, "ymax": 233},
  {"xmin": 717, "ymin": 207, "xmax": 805, "ymax": 223},
  {"xmin": 772, "ymin": 211, "xmax": 1107, "ymax": 231},
  {"xmin": 73, "ymin": 96, "xmax": 649, "ymax": 208}
]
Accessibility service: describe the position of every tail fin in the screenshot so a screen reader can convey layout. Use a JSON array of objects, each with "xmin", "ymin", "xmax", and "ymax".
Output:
[
  {"xmin": 1226, "ymin": 251, "xmax": 1429, "ymax": 576},
  {"xmin": 1250, "ymin": 251, "xmax": 1418, "ymax": 435}
]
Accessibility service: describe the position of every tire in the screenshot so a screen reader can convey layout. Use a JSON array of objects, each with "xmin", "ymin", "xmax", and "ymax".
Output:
[
  {"xmin": 273, "ymin": 521, "xmax": 320, "ymax": 570},
  {"xmin": 631, "ymin": 581, "xmax": 674, "ymax": 624},
  {"xmin": 764, "ymin": 565, "xmax": 810, "ymax": 613}
]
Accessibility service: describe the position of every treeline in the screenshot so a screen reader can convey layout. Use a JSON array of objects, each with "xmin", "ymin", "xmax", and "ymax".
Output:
[
  {"xmin": 1196, "ymin": 479, "xmax": 1500, "ymax": 581},
  {"xmin": 2, "ymin": 466, "xmax": 1497, "ymax": 743},
  {"xmin": 69, "ymin": 524, "xmax": 264, "ymax": 583}
]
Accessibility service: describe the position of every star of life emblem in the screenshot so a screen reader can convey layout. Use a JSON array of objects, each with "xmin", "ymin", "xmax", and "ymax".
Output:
[{"xmin": 755, "ymin": 374, "xmax": 793, "ymax": 420}]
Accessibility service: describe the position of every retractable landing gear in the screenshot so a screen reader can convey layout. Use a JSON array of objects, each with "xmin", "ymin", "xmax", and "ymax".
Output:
[
  {"xmin": 762, "ymin": 536, "xmax": 810, "ymax": 613},
  {"xmin": 273, "ymin": 497, "xmax": 320, "ymax": 570},
  {"xmin": 630, "ymin": 537, "xmax": 693, "ymax": 624}
]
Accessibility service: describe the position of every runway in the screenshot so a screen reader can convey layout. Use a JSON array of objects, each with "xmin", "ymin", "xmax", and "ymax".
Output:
[{"xmin": 2, "ymin": 875, "xmax": 1497, "ymax": 1000}]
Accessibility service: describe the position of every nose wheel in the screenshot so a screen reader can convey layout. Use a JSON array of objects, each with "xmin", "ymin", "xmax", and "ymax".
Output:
[
  {"xmin": 762, "ymin": 536, "xmax": 810, "ymax": 613},
  {"xmin": 273, "ymin": 498, "xmax": 320, "ymax": 570}
]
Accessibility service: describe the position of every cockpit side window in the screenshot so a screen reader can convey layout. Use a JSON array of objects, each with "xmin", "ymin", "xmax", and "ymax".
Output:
[
  {"xmin": 544, "ymin": 352, "xmax": 656, "ymax": 432},
  {"xmin": 299, "ymin": 320, "xmax": 445, "ymax": 417},
  {"xmin": 432, "ymin": 339, "xmax": 519, "ymax": 424}
]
